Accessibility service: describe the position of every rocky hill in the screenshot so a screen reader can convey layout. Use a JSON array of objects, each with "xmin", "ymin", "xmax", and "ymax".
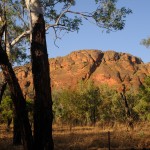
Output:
[{"xmin": 1, "ymin": 50, "xmax": 150, "ymax": 96}]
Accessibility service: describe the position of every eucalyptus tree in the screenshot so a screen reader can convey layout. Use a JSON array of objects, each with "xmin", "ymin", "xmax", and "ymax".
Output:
[
  {"xmin": 0, "ymin": 24, "xmax": 33, "ymax": 150},
  {"xmin": 0, "ymin": 0, "xmax": 29, "ymax": 64},
  {"xmin": 0, "ymin": 0, "xmax": 132, "ymax": 149}
]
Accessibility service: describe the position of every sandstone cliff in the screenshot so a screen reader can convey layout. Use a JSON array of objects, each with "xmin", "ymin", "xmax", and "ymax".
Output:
[{"xmin": 1, "ymin": 50, "xmax": 150, "ymax": 97}]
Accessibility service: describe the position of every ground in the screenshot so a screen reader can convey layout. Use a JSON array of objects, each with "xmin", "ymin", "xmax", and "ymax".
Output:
[{"xmin": 0, "ymin": 122, "xmax": 150, "ymax": 150}]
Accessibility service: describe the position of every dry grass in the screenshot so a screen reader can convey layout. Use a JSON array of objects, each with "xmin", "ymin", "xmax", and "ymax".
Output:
[
  {"xmin": 0, "ymin": 125, "xmax": 23, "ymax": 150},
  {"xmin": 53, "ymin": 122, "xmax": 150, "ymax": 150},
  {"xmin": 0, "ymin": 123, "xmax": 150, "ymax": 150}
]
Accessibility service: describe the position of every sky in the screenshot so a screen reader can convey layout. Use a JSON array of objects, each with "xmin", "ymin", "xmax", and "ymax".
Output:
[{"xmin": 46, "ymin": 0, "xmax": 150, "ymax": 63}]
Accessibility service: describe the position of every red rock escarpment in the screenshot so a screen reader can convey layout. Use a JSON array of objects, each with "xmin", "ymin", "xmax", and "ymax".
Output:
[{"xmin": 0, "ymin": 50, "xmax": 150, "ymax": 96}]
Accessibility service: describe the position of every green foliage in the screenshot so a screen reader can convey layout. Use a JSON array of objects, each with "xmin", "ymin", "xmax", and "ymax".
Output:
[
  {"xmin": 52, "ymin": 89, "xmax": 81, "ymax": 124},
  {"xmin": 141, "ymin": 37, "xmax": 150, "ymax": 48},
  {"xmin": 0, "ymin": 85, "xmax": 12, "ymax": 124},
  {"xmin": 0, "ymin": 96, "xmax": 13, "ymax": 123},
  {"xmin": 0, "ymin": 0, "xmax": 29, "ymax": 64},
  {"xmin": 0, "ymin": 84, "xmax": 34, "ymax": 125},
  {"xmin": 0, "ymin": 0, "xmax": 29, "ymax": 65},
  {"xmin": 124, "ymin": 91, "xmax": 139, "ymax": 121},
  {"xmin": 78, "ymin": 81, "xmax": 101, "ymax": 125},
  {"xmin": 0, "ymin": 80, "xmax": 145, "ymax": 127},
  {"xmin": 26, "ymin": 99, "xmax": 34, "ymax": 125},
  {"xmin": 98, "ymin": 85, "xmax": 125, "ymax": 122},
  {"xmin": 93, "ymin": 0, "xmax": 132, "ymax": 32},
  {"xmin": 52, "ymin": 82, "xmax": 148, "ymax": 126},
  {"xmin": 134, "ymin": 76, "xmax": 150, "ymax": 121},
  {"xmin": 0, "ymin": 0, "xmax": 131, "ymax": 65},
  {"xmin": 43, "ymin": 0, "xmax": 132, "ymax": 32},
  {"xmin": 52, "ymin": 81, "xmax": 101, "ymax": 125}
]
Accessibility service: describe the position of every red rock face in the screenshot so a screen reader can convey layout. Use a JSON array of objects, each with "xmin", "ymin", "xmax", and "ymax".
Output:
[{"xmin": 0, "ymin": 50, "xmax": 150, "ymax": 97}]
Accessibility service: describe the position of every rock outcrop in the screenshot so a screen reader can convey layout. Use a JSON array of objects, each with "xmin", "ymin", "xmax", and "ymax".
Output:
[{"xmin": 0, "ymin": 50, "xmax": 150, "ymax": 96}]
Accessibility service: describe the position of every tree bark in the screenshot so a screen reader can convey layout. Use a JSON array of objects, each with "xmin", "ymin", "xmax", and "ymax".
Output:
[
  {"xmin": 120, "ymin": 84, "xmax": 133, "ymax": 129},
  {"xmin": 0, "ymin": 82, "xmax": 7, "ymax": 104},
  {"xmin": 0, "ymin": 45, "xmax": 34, "ymax": 150},
  {"xmin": 120, "ymin": 92, "xmax": 133, "ymax": 129},
  {"xmin": 31, "ymin": 14, "xmax": 53, "ymax": 150},
  {"xmin": 13, "ymin": 111, "xmax": 22, "ymax": 145}
]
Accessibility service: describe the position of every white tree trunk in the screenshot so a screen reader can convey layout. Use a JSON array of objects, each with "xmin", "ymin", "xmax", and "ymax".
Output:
[
  {"xmin": 25, "ymin": 0, "xmax": 43, "ymax": 26},
  {"xmin": 0, "ymin": 16, "xmax": 11, "ymax": 57},
  {"xmin": 25, "ymin": 0, "xmax": 54, "ymax": 149}
]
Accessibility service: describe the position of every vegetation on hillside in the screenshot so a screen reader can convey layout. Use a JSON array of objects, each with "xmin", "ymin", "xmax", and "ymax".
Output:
[
  {"xmin": 52, "ymin": 78, "xmax": 150, "ymax": 128},
  {"xmin": 1, "ymin": 76, "xmax": 150, "ymax": 129}
]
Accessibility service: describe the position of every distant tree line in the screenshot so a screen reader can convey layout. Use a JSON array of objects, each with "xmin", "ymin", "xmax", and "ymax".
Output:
[
  {"xmin": 52, "ymin": 78, "xmax": 150, "ymax": 128},
  {"xmin": 1, "ymin": 77, "xmax": 149, "ymax": 131}
]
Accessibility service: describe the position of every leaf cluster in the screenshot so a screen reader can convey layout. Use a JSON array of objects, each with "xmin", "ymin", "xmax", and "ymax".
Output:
[
  {"xmin": 0, "ymin": 96, "xmax": 13, "ymax": 122},
  {"xmin": 0, "ymin": 0, "xmax": 29, "ymax": 65},
  {"xmin": 141, "ymin": 37, "xmax": 150, "ymax": 48},
  {"xmin": 93, "ymin": 0, "xmax": 132, "ymax": 32}
]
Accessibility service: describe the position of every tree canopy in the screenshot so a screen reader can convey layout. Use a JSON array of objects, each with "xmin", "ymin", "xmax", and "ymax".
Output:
[{"xmin": 0, "ymin": 0, "xmax": 132, "ymax": 64}]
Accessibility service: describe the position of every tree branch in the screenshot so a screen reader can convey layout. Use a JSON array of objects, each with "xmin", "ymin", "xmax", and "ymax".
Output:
[
  {"xmin": 10, "ymin": 5, "xmax": 93, "ymax": 47},
  {"xmin": 10, "ymin": 4, "xmax": 72, "ymax": 47},
  {"xmin": 10, "ymin": 5, "xmax": 93, "ymax": 48},
  {"xmin": 11, "ymin": 30, "xmax": 30, "ymax": 47},
  {"xmin": 52, "ymin": 27, "xmax": 61, "ymax": 48},
  {"xmin": 12, "ymin": 5, "xmax": 29, "ymax": 29},
  {"xmin": 45, "ymin": 4, "xmax": 72, "ymax": 30},
  {"xmin": 67, "ymin": 10, "xmax": 93, "ymax": 18}
]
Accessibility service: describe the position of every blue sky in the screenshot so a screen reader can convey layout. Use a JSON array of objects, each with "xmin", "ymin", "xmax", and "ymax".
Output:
[{"xmin": 46, "ymin": 0, "xmax": 150, "ymax": 63}]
